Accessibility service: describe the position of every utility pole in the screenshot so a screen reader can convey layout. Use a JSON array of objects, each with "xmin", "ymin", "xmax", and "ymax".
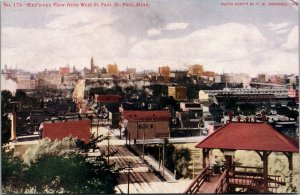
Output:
[
  {"xmin": 97, "ymin": 116, "xmax": 99, "ymax": 136},
  {"xmin": 143, "ymin": 129, "xmax": 145, "ymax": 160},
  {"xmin": 162, "ymin": 139, "xmax": 165, "ymax": 178},
  {"xmin": 107, "ymin": 130, "xmax": 110, "ymax": 165},
  {"xmin": 193, "ymin": 150, "xmax": 195, "ymax": 179},
  {"xmin": 126, "ymin": 161, "xmax": 133, "ymax": 195},
  {"xmin": 158, "ymin": 143, "xmax": 161, "ymax": 170},
  {"xmin": 125, "ymin": 127, "xmax": 128, "ymax": 145}
]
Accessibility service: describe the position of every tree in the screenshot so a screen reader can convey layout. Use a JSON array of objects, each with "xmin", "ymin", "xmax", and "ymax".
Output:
[
  {"xmin": 2, "ymin": 137, "xmax": 119, "ymax": 194},
  {"xmin": 173, "ymin": 148, "xmax": 192, "ymax": 178},
  {"xmin": 1, "ymin": 90, "xmax": 13, "ymax": 113},
  {"xmin": 163, "ymin": 139, "xmax": 175, "ymax": 172},
  {"xmin": 2, "ymin": 148, "xmax": 28, "ymax": 193},
  {"xmin": 26, "ymin": 153, "xmax": 118, "ymax": 194},
  {"xmin": 1, "ymin": 115, "xmax": 11, "ymax": 144},
  {"xmin": 1, "ymin": 90, "xmax": 13, "ymax": 144}
]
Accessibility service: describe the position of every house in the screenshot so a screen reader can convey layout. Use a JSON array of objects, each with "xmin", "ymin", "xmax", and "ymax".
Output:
[
  {"xmin": 120, "ymin": 110, "xmax": 170, "ymax": 139},
  {"xmin": 41, "ymin": 119, "xmax": 91, "ymax": 143}
]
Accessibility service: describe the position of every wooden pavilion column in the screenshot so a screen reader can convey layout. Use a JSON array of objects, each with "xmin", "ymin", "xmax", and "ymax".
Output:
[
  {"xmin": 283, "ymin": 152, "xmax": 293, "ymax": 186},
  {"xmin": 202, "ymin": 148, "xmax": 210, "ymax": 169},
  {"xmin": 256, "ymin": 151, "xmax": 271, "ymax": 193}
]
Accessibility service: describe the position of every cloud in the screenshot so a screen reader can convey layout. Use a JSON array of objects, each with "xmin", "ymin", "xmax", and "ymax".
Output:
[
  {"xmin": 1, "ymin": 10, "xmax": 127, "ymax": 71},
  {"xmin": 147, "ymin": 22, "xmax": 189, "ymax": 37},
  {"xmin": 282, "ymin": 26, "xmax": 298, "ymax": 50},
  {"xmin": 266, "ymin": 22, "xmax": 290, "ymax": 31},
  {"xmin": 46, "ymin": 10, "xmax": 118, "ymax": 29},
  {"xmin": 130, "ymin": 23, "xmax": 297, "ymax": 76},
  {"xmin": 163, "ymin": 22, "xmax": 189, "ymax": 31},
  {"xmin": 147, "ymin": 28, "xmax": 161, "ymax": 37}
]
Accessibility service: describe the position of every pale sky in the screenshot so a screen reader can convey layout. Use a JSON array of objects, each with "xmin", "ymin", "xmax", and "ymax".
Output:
[{"xmin": 1, "ymin": 0, "xmax": 299, "ymax": 76}]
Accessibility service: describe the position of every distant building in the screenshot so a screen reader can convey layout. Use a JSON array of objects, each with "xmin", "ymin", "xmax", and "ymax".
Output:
[
  {"xmin": 16, "ymin": 74, "xmax": 37, "ymax": 90},
  {"xmin": 37, "ymin": 70, "xmax": 61, "ymax": 88},
  {"xmin": 63, "ymin": 73, "xmax": 79, "ymax": 86},
  {"xmin": 170, "ymin": 102, "xmax": 203, "ymax": 137},
  {"xmin": 170, "ymin": 70, "xmax": 188, "ymax": 80},
  {"xmin": 202, "ymin": 71, "xmax": 215, "ymax": 81},
  {"xmin": 257, "ymin": 74, "xmax": 266, "ymax": 83},
  {"xmin": 188, "ymin": 64, "xmax": 204, "ymax": 76},
  {"xmin": 95, "ymin": 95, "xmax": 120, "ymax": 103},
  {"xmin": 168, "ymin": 86, "xmax": 187, "ymax": 100},
  {"xmin": 90, "ymin": 57, "xmax": 97, "ymax": 74},
  {"xmin": 59, "ymin": 66, "xmax": 71, "ymax": 76},
  {"xmin": 126, "ymin": 67, "xmax": 136, "ymax": 74},
  {"xmin": 268, "ymin": 75, "xmax": 284, "ymax": 84},
  {"xmin": 199, "ymin": 90, "xmax": 210, "ymax": 102},
  {"xmin": 107, "ymin": 63, "xmax": 118, "ymax": 74},
  {"xmin": 158, "ymin": 66, "xmax": 171, "ymax": 82},
  {"xmin": 202, "ymin": 102, "xmax": 223, "ymax": 123},
  {"xmin": 159, "ymin": 66, "xmax": 170, "ymax": 76},
  {"xmin": 214, "ymin": 74, "xmax": 232, "ymax": 83},
  {"xmin": 41, "ymin": 119, "xmax": 91, "ymax": 143},
  {"xmin": 120, "ymin": 110, "xmax": 170, "ymax": 139},
  {"xmin": 180, "ymin": 102, "xmax": 201, "ymax": 112}
]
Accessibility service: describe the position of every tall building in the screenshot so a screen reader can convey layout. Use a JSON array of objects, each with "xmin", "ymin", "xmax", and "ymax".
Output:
[
  {"xmin": 257, "ymin": 74, "xmax": 266, "ymax": 83},
  {"xmin": 16, "ymin": 74, "xmax": 37, "ymax": 90},
  {"xmin": 37, "ymin": 70, "xmax": 62, "ymax": 88},
  {"xmin": 188, "ymin": 64, "xmax": 204, "ymax": 76},
  {"xmin": 90, "ymin": 57, "xmax": 96, "ymax": 73},
  {"xmin": 168, "ymin": 86, "xmax": 187, "ymax": 100},
  {"xmin": 170, "ymin": 70, "xmax": 188, "ymax": 80},
  {"xmin": 126, "ymin": 67, "xmax": 136, "ymax": 74},
  {"xmin": 107, "ymin": 63, "xmax": 118, "ymax": 74},
  {"xmin": 59, "ymin": 65, "xmax": 70, "ymax": 76},
  {"xmin": 159, "ymin": 66, "xmax": 170, "ymax": 76}
]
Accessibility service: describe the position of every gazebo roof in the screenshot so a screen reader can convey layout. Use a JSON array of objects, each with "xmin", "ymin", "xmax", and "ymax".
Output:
[{"xmin": 195, "ymin": 122, "xmax": 299, "ymax": 153}]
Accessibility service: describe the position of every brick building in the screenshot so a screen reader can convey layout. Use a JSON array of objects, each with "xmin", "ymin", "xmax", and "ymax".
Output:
[
  {"xmin": 95, "ymin": 95, "xmax": 120, "ymax": 103},
  {"xmin": 59, "ymin": 66, "xmax": 71, "ymax": 76},
  {"xmin": 188, "ymin": 64, "xmax": 204, "ymax": 76},
  {"xmin": 107, "ymin": 63, "xmax": 118, "ymax": 74},
  {"xmin": 168, "ymin": 86, "xmax": 187, "ymax": 100},
  {"xmin": 16, "ymin": 74, "xmax": 37, "ymax": 90},
  {"xmin": 121, "ymin": 110, "xmax": 170, "ymax": 139},
  {"xmin": 41, "ymin": 119, "xmax": 90, "ymax": 143}
]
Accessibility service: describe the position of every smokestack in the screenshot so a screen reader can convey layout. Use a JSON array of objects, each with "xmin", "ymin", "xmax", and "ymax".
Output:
[
  {"xmin": 245, "ymin": 116, "xmax": 249, "ymax": 123},
  {"xmin": 228, "ymin": 112, "xmax": 233, "ymax": 122},
  {"xmin": 8, "ymin": 112, "xmax": 17, "ymax": 141},
  {"xmin": 261, "ymin": 110, "xmax": 266, "ymax": 122}
]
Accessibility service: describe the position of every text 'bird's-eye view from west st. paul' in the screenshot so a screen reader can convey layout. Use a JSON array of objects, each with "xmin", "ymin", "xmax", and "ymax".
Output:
[{"xmin": 1, "ymin": 0, "xmax": 299, "ymax": 194}]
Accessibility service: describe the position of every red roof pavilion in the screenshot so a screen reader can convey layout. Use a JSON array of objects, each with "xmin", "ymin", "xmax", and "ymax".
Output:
[
  {"xmin": 195, "ymin": 122, "xmax": 299, "ymax": 153},
  {"xmin": 185, "ymin": 122, "xmax": 299, "ymax": 193}
]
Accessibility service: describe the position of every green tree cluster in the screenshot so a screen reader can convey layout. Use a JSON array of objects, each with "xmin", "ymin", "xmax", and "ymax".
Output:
[{"xmin": 2, "ymin": 137, "xmax": 119, "ymax": 194}]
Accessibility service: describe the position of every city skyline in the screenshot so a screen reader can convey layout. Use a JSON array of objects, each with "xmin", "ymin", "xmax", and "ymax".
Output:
[{"xmin": 1, "ymin": 0, "xmax": 298, "ymax": 76}]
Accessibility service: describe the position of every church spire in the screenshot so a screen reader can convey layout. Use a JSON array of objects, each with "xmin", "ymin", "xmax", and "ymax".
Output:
[{"xmin": 91, "ymin": 57, "xmax": 95, "ymax": 73}]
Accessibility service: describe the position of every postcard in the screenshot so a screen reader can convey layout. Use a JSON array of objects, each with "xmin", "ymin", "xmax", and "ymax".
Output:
[{"xmin": 1, "ymin": 0, "xmax": 299, "ymax": 194}]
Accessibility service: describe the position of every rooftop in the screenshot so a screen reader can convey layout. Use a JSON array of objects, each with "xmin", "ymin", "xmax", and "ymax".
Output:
[
  {"xmin": 122, "ymin": 110, "xmax": 170, "ymax": 121},
  {"xmin": 195, "ymin": 122, "xmax": 299, "ymax": 153}
]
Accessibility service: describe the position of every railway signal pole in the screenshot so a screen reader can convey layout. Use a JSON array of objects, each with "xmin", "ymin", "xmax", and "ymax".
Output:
[
  {"xmin": 107, "ymin": 130, "xmax": 110, "ymax": 165},
  {"xmin": 126, "ymin": 161, "xmax": 133, "ymax": 194}
]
